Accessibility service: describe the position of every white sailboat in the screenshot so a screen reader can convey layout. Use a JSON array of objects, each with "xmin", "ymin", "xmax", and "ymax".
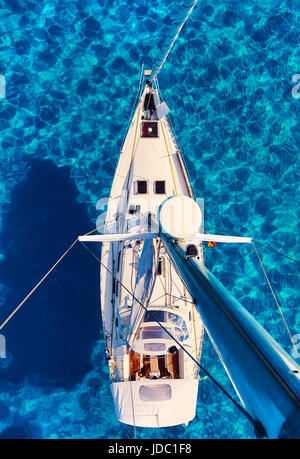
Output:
[
  {"xmin": 79, "ymin": 70, "xmax": 300, "ymax": 437},
  {"xmin": 97, "ymin": 77, "xmax": 205, "ymax": 428}
]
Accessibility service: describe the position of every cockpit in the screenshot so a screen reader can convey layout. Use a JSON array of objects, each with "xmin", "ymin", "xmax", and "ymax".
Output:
[
  {"xmin": 128, "ymin": 309, "xmax": 189, "ymax": 382},
  {"xmin": 129, "ymin": 348, "xmax": 179, "ymax": 381}
]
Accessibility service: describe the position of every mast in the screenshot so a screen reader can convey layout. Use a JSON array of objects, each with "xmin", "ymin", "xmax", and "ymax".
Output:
[{"xmin": 158, "ymin": 197, "xmax": 300, "ymax": 438}]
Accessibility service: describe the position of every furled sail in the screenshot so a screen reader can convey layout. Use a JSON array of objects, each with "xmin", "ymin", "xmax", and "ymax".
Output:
[
  {"xmin": 161, "ymin": 235, "xmax": 300, "ymax": 439},
  {"xmin": 126, "ymin": 239, "xmax": 157, "ymax": 346}
]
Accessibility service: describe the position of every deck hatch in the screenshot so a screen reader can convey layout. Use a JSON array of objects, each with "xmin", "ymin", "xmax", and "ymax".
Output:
[
  {"xmin": 141, "ymin": 121, "xmax": 158, "ymax": 138},
  {"xmin": 144, "ymin": 310, "xmax": 165, "ymax": 322},
  {"xmin": 139, "ymin": 384, "xmax": 172, "ymax": 401}
]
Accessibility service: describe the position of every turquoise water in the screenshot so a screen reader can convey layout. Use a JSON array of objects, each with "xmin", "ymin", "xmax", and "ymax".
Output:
[{"xmin": 0, "ymin": 0, "xmax": 299, "ymax": 439}]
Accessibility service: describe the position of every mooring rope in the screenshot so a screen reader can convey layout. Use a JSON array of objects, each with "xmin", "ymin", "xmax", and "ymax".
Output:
[{"xmin": 0, "ymin": 239, "xmax": 78, "ymax": 331}]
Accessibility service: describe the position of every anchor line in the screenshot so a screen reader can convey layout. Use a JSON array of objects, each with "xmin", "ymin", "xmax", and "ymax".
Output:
[{"xmin": 151, "ymin": 0, "xmax": 199, "ymax": 80}]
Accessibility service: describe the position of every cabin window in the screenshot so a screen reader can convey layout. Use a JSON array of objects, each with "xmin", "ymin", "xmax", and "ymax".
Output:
[
  {"xmin": 144, "ymin": 343, "xmax": 166, "ymax": 352},
  {"xmin": 144, "ymin": 310, "xmax": 165, "ymax": 323},
  {"xmin": 142, "ymin": 326, "xmax": 169, "ymax": 340},
  {"xmin": 139, "ymin": 384, "xmax": 172, "ymax": 401},
  {"xmin": 137, "ymin": 180, "xmax": 147, "ymax": 194},
  {"xmin": 155, "ymin": 180, "xmax": 166, "ymax": 194},
  {"xmin": 141, "ymin": 121, "xmax": 158, "ymax": 138},
  {"xmin": 167, "ymin": 313, "xmax": 189, "ymax": 341}
]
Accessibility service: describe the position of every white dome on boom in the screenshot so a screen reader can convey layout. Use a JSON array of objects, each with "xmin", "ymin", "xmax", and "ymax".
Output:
[{"xmin": 159, "ymin": 195, "xmax": 202, "ymax": 238}]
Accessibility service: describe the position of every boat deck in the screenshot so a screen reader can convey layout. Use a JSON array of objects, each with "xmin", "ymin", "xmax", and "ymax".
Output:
[{"xmin": 100, "ymin": 81, "xmax": 204, "ymax": 383}]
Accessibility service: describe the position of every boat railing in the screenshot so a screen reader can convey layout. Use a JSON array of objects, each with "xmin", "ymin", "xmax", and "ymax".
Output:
[
  {"xmin": 120, "ymin": 64, "xmax": 145, "ymax": 153},
  {"xmin": 165, "ymin": 116, "xmax": 196, "ymax": 198},
  {"xmin": 154, "ymin": 75, "xmax": 196, "ymax": 198}
]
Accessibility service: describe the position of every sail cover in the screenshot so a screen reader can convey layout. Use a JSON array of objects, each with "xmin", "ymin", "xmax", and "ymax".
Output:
[{"xmin": 126, "ymin": 239, "xmax": 156, "ymax": 345}]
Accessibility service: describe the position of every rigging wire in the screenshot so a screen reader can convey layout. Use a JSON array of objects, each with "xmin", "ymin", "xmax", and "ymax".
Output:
[
  {"xmin": 120, "ymin": 64, "xmax": 145, "ymax": 152},
  {"xmin": 252, "ymin": 240, "xmax": 300, "ymax": 266},
  {"xmin": 252, "ymin": 242, "xmax": 300, "ymax": 359},
  {"xmin": 79, "ymin": 67, "xmax": 146, "ymax": 240},
  {"xmin": 168, "ymin": 239, "xmax": 300, "ymax": 413},
  {"xmin": 161, "ymin": 120, "xmax": 178, "ymax": 195},
  {"xmin": 204, "ymin": 223, "xmax": 299, "ymax": 357},
  {"xmin": 151, "ymin": 0, "xmax": 199, "ymax": 80},
  {"xmin": 205, "ymin": 224, "xmax": 300, "ymax": 265},
  {"xmin": 153, "ymin": 75, "xmax": 196, "ymax": 198},
  {"xmin": 78, "ymin": 240, "xmax": 259, "ymax": 429}
]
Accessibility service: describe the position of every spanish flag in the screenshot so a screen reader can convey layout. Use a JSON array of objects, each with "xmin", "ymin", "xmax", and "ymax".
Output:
[{"xmin": 207, "ymin": 241, "xmax": 216, "ymax": 247}]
